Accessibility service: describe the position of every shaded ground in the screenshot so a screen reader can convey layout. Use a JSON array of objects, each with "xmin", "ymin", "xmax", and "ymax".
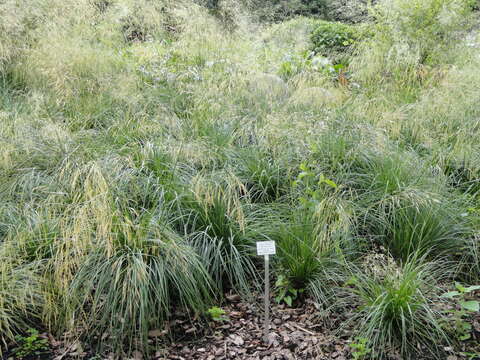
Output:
[{"xmin": 5, "ymin": 292, "xmax": 479, "ymax": 360}]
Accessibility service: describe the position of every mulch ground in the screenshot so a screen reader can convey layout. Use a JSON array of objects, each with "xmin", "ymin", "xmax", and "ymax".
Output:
[
  {"xmin": 4, "ymin": 292, "xmax": 480, "ymax": 360},
  {"xmin": 156, "ymin": 294, "xmax": 353, "ymax": 360}
]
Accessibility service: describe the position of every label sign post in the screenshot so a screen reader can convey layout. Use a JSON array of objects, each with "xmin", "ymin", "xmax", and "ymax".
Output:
[{"xmin": 256, "ymin": 241, "xmax": 276, "ymax": 344}]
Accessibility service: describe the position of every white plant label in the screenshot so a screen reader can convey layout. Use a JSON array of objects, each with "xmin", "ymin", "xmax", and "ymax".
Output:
[
  {"xmin": 256, "ymin": 241, "xmax": 276, "ymax": 256},
  {"xmin": 256, "ymin": 240, "xmax": 276, "ymax": 343}
]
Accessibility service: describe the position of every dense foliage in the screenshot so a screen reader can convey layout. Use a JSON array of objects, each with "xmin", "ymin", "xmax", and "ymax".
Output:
[
  {"xmin": 0, "ymin": 0, "xmax": 479, "ymax": 358},
  {"xmin": 310, "ymin": 20, "xmax": 357, "ymax": 62}
]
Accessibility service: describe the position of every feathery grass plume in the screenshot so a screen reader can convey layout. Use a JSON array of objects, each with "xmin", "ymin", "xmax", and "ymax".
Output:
[
  {"xmin": 234, "ymin": 147, "xmax": 292, "ymax": 203},
  {"xmin": 0, "ymin": 0, "xmax": 66, "ymax": 72},
  {"xmin": 258, "ymin": 17, "xmax": 320, "ymax": 69},
  {"xmin": 68, "ymin": 203, "xmax": 212, "ymax": 354},
  {"xmin": 345, "ymin": 257, "xmax": 452, "ymax": 359},
  {"xmin": 406, "ymin": 57, "xmax": 480, "ymax": 194},
  {"xmin": 179, "ymin": 174, "xmax": 258, "ymax": 294},
  {"xmin": 0, "ymin": 259, "xmax": 45, "ymax": 355}
]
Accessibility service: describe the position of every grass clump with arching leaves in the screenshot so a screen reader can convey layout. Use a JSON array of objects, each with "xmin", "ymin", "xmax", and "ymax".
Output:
[
  {"xmin": 69, "ymin": 226, "xmax": 212, "ymax": 353},
  {"xmin": 179, "ymin": 176, "xmax": 259, "ymax": 294},
  {"xmin": 345, "ymin": 258, "xmax": 452, "ymax": 359},
  {"xmin": 350, "ymin": 150, "xmax": 469, "ymax": 262}
]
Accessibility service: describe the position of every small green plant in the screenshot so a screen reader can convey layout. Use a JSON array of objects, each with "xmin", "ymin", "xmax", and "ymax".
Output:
[
  {"xmin": 310, "ymin": 20, "xmax": 357, "ymax": 63},
  {"xmin": 207, "ymin": 306, "xmax": 229, "ymax": 322},
  {"xmin": 274, "ymin": 274, "xmax": 304, "ymax": 307},
  {"xmin": 294, "ymin": 162, "xmax": 338, "ymax": 210},
  {"xmin": 12, "ymin": 328, "xmax": 49, "ymax": 359},
  {"xmin": 441, "ymin": 283, "xmax": 480, "ymax": 341},
  {"xmin": 349, "ymin": 337, "xmax": 372, "ymax": 360}
]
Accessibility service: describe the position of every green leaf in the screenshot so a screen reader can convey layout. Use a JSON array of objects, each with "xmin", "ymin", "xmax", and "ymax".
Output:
[
  {"xmin": 319, "ymin": 174, "xmax": 337, "ymax": 188},
  {"xmin": 345, "ymin": 276, "xmax": 358, "ymax": 286},
  {"xmin": 323, "ymin": 178, "xmax": 338, "ymax": 188},
  {"xmin": 464, "ymin": 285, "xmax": 480, "ymax": 293},
  {"xmin": 441, "ymin": 291, "xmax": 461, "ymax": 298},
  {"xmin": 285, "ymin": 296, "xmax": 293, "ymax": 307},
  {"xmin": 460, "ymin": 301, "xmax": 479, "ymax": 312}
]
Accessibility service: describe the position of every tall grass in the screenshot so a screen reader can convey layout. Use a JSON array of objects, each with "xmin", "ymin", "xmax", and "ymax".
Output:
[
  {"xmin": 349, "ymin": 150, "xmax": 469, "ymax": 261},
  {"xmin": 69, "ymin": 225, "xmax": 212, "ymax": 353},
  {"xmin": 0, "ymin": 0, "xmax": 479, "ymax": 356},
  {"xmin": 0, "ymin": 260, "xmax": 44, "ymax": 354},
  {"xmin": 179, "ymin": 176, "xmax": 258, "ymax": 293},
  {"xmin": 351, "ymin": 0, "xmax": 473, "ymax": 92}
]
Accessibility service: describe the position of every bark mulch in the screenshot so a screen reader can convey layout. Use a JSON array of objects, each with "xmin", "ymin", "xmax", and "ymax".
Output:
[
  {"xmin": 4, "ymin": 292, "xmax": 479, "ymax": 360},
  {"xmin": 155, "ymin": 294, "xmax": 352, "ymax": 360}
]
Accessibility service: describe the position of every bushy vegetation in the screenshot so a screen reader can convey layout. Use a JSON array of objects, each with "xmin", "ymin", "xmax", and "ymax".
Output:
[
  {"xmin": 310, "ymin": 20, "xmax": 357, "ymax": 60},
  {"xmin": 0, "ymin": 0, "xmax": 479, "ymax": 358}
]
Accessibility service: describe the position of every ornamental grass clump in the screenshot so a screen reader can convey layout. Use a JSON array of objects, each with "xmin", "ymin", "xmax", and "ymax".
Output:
[{"xmin": 346, "ymin": 258, "xmax": 451, "ymax": 359}]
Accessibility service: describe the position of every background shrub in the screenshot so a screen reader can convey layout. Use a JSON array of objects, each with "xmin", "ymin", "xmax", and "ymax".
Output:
[
  {"xmin": 310, "ymin": 20, "xmax": 357, "ymax": 62},
  {"xmin": 352, "ymin": 0, "xmax": 474, "ymax": 87}
]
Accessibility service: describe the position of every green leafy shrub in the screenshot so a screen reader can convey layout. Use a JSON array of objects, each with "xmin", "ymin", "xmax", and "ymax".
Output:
[
  {"xmin": 207, "ymin": 306, "xmax": 229, "ymax": 322},
  {"xmin": 278, "ymin": 50, "xmax": 346, "ymax": 80},
  {"xmin": 349, "ymin": 336, "xmax": 372, "ymax": 360},
  {"xmin": 310, "ymin": 20, "xmax": 357, "ymax": 63},
  {"xmin": 274, "ymin": 274, "xmax": 304, "ymax": 307},
  {"xmin": 278, "ymin": 51, "xmax": 313, "ymax": 79}
]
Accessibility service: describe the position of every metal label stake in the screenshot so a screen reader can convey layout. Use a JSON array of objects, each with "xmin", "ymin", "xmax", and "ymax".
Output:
[
  {"xmin": 256, "ymin": 241, "xmax": 276, "ymax": 345},
  {"xmin": 264, "ymin": 254, "xmax": 270, "ymax": 343}
]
